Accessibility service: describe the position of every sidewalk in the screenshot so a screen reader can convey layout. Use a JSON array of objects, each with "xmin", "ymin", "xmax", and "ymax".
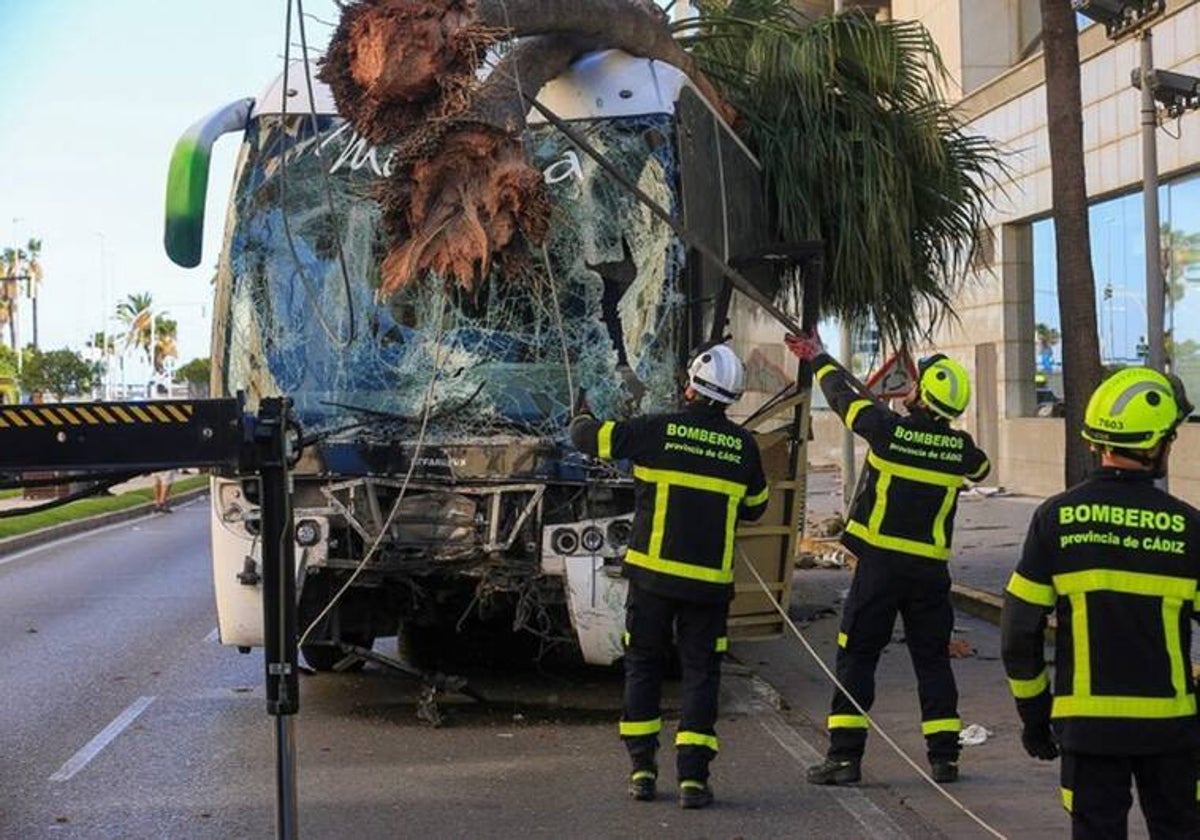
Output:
[{"xmin": 803, "ymin": 467, "xmax": 1040, "ymax": 603}]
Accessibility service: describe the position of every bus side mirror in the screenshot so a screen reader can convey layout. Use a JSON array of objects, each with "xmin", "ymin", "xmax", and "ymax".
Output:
[{"xmin": 164, "ymin": 98, "xmax": 255, "ymax": 268}]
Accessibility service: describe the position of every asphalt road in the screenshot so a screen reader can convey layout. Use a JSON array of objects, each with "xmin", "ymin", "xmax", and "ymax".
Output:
[{"xmin": 0, "ymin": 501, "xmax": 953, "ymax": 840}]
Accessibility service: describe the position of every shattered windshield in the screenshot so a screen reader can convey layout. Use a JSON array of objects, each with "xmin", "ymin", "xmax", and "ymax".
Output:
[{"xmin": 220, "ymin": 113, "xmax": 687, "ymax": 440}]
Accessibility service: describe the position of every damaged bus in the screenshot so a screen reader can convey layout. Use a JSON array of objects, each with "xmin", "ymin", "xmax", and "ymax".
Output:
[{"xmin": 164, "ymin": 50, "xmax": 809, "ymax": 675}]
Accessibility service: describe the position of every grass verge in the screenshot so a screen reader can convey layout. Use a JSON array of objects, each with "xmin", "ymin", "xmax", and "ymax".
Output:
[{"xmin": 0, "ymin": 475, "xmax": 209, "ymax": 540}]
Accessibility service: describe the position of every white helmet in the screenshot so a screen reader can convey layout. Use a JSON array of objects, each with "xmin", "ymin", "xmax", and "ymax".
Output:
[{"xmin": 688, "ymin": 344, "xmax": 745, "ymax": 404}]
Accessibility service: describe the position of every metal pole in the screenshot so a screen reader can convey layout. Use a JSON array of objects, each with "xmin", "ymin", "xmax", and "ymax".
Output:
[
  {"xmin": 839, "ymin": 321, "xmax": 856, "ymax": 505},
  {"xmin": 257, "ymin": 398, "xmax": 300, "ymax": 840},
  {"xmin": 1141, "ymin": 30, "xmax": 1164, "ymax": 372}
]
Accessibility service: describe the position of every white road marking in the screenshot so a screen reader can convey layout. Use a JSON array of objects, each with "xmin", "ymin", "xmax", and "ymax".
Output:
[
  {"xmin": 729, "ymin": 676, "xmax": 909, "ymax": 840},
  {"xmin": 757, "ymin": 713, "xmax": 909, "ymax": 840},
  {"xmin": 49, "ymin": 696, "xmax": 156, "ymax": 782},
  {"xmin": 204, "ymin": 627, "xmax": 219, "ymax": 643}
]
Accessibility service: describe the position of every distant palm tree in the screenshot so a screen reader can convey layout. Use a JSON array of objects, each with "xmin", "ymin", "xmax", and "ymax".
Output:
[
  {"xmin": 24, "ymin": 239, "xmax": 42, "ymax": 348},
  {"xmin": 0, "ymin": 248, "xmax": 22, "ymax": 351},
  {"xmin": 116, "ymin": 292, "xmax": 178, "ymax": 374}
]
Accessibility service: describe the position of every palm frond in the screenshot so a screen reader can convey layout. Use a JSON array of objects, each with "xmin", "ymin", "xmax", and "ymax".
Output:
[{"xmin": 690, "ymin": 3, "xmax": 1006, "ymax": 346}]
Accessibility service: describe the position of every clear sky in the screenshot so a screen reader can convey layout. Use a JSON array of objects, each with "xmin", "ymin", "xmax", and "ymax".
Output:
[{"xmin": 0, "ymin": 0, "xmax": 344, "ymax": 383}]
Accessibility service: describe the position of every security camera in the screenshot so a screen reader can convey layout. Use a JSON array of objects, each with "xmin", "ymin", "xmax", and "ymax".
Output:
[
  {"xmin": 1132, "ymin": 68, "xmax": 1200, "ymax": 118},
  {"xmin": 1073, "ymin": 0, "xmax": 1165, "ymax": 38}
]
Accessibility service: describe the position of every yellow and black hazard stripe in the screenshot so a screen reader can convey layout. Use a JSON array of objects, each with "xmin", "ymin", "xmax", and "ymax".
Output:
[{"xmin": 0, "ymin": 403, "xmax": 195, "ymax": 429}]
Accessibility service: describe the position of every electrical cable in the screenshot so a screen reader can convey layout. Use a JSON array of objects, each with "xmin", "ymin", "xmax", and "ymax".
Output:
[
  {"xmin": 738, "ymin": 547, "xmax": 1007, "ymax": 840},
  {"xmin": 295, "ymin": 0, "xmax": 357, "ymax": 345},
  {"xmin": 279, "ymin": 0, "xmax": 355, "ymax": 350}
]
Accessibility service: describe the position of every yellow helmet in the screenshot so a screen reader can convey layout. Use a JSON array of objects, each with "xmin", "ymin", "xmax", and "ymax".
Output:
[
  {"xmin": 917, "ymin": 354, "xmax": 971, "ymax": 420},
  {"xmin": 1082, "ymin": 367, "xmax": 1192, "ymax": 450}
]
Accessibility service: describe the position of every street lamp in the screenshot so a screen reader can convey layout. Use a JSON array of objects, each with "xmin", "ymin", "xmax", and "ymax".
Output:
[{"xmin": 1070, "ymin": 0, "xmax": 1195, "ymax": 375}]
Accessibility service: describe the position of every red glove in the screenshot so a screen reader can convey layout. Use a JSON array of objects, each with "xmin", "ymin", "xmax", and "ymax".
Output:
[{"xmin": 785, "ymin": 330, "xmax": 824, "ymax": 362}]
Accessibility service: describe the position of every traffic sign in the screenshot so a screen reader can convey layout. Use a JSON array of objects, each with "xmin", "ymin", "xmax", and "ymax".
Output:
[{"xmin": 865, "ymin": 351, "xmax": 918, "ymax": 399}]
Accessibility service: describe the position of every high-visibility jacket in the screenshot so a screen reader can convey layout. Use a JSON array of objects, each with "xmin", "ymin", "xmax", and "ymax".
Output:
[
  {"xmin": 570, "ymin": 403, "xmax": 769, "ymax": 603},
  {"xmin": 1001, "ymin": 468, "xmax": 1200, "ymax": 755},
  {"xmin": 813, "ymin": 352, "xmax": 990, "ymax": 562}
]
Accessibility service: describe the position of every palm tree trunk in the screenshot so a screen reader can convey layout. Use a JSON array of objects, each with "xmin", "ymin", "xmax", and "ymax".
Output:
[{"xmin": 1040, "ymin": 0, "xmax": 1103, "ymax": 487}]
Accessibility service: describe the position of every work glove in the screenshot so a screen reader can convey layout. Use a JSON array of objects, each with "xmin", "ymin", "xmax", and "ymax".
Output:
[
  {"xmin": 784, "ymin": 329, "xmax": 824, "ymax": 362},
  {"xmin": 1020, "ymin": 723, "xmax": 1059, "ymax": 761}
]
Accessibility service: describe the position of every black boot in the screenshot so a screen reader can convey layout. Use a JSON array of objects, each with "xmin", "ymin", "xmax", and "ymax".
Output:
[
  {"xmin": 930, "ymin": 759, "xmax": 959, "ymax": 783},
  {"xmin": 807, "ymin": 757, "xmax": 862, "ymax": 785},
  {"xmin": 679, "ymin": 780, "xmax": 713, "ymax": 809},
  {"xmin": 628, "ymin": 768, "xmax": 657, "ymax": 801}
]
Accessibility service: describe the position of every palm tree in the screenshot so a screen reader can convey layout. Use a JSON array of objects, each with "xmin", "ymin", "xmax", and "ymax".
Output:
[
  {"xmin": 1040, "ymin": 0, "xmax": 1103, "ymax": 487},
  {"xmin": 24, "ymin": 239, "xmax": 42, "ymax": 349},
  {"xmin": 682, "ymin": 3, "xmax": 1002, "ymax": 348},
  {"xmin": 115, "ymin": 292, "xmax": 177, "ymax": 373},
  {"xmin": 0, "ymin": 248, "xmax": 21, "ymax": 351},
  {"xmin": 320, "ymin": 0, "xmax": 1000, "ymax": 349}
]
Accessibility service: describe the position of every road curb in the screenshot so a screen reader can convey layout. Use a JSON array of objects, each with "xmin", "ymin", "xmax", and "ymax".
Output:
[
  {"xmin": 0, "ymin": 488, "xmax": 209, "ymax": 557},
  {"xmin": 950, "ymin": 582, "xmax": 1004, "ymax": 626}
]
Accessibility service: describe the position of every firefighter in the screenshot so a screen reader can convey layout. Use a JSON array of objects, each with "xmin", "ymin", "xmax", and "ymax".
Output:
[
  {"xmin": 1001, "ymin": 367, "xmax": 1199, "ymax": 839},
  {"xmin": 570, "ymin": 344, "xmax": 769, "ymax": 809},
  {"xmin": 786, "ymin": 331, "xmax": 990, "ymax": 785}
]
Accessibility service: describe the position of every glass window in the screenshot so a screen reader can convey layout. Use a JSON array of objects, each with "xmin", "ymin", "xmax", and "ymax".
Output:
[
  {"xmin": 1165, "ymin": 172, "xmax": 1200, "ymax": 407},
  {"xmin": 1031, "ymin": 171, "xmax": 1200, "ymax": 418}
]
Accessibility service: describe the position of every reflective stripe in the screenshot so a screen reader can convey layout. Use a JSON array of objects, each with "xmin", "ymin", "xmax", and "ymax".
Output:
[
  {"xmin": 845, "ymin": 399, "xmax": 872, "ymax": 429},
  {"xmin": 867, "ymin": 450, "xmax": 964, "ymax": 489},
  {"xmin": 744, "ymin": 486, "xmax": 770, "ymax": 507},
  {"xmin": 828, "ymin": 714, "xmax": 869, "ymax": 730},
  {"xmin": 921, "ymin": 718, "xmax": 961, "ymax": 736},
  {"xmin": 867, "ymin": 471, "xmax": 890, "ymax": 535},
  {"xmin": 620, "ymin": 718, "xmax": 662, "ymax": 737},
  {"xmin": 631, "ymin": 770, "xmax": 656, "ymax": 782},
  {"xmin": 1062, "ymin": 788, "xmax": 1073, "ymax": 813},
  {"xmin": 1052, "ymin": 694, "xmax": 1196, "ymax": 719},
  {"xmin": 816, "ymin": 363, "xmax": 837, "ymax": 381},
  {"xmin": 1165, "ymin": 597, "xmax": 1187, "ymax": 705},
  {"xmin": 676, "ymin": 731, "xmax": 720, "ymax": 752},
  {"xmin": 631, "ymin": 465, "xmax": 744, "ymax": 583},
  {"xmin": 837, "ymin": 632, "xmax": 848, "ymax": 648},
  {"xmin": 633, "ymin": 465, "xmax": 747, "ymax": 500},
  {"xmin": 967, "ymin": 458, "xmax": 990, "ymax": 481},
  {"xmin": 1052, "ymin": 569, "xmax": 1197, "ymax": 601},
  {"xmin": 1070, "ymin": 593, "xmax": 1089, "ymax": 700},
  {"xmin": 649, "ymin": 482, "xmax": 669, "ymax": 558},
  {"xmin": 1006, "ymin": 572, "xmax": 1056, "ymax": 607},
  {"xmin": 1008, "ymin": 670, "xmax": 1050, "ymax": 699},
  {"xmin": 1195, "ymin": 780, "xmax": 1199, "ymax": 802},
  {"xmin": 622, "ymin": 632, "xmax": 630, "ymax": 647},
  {"xmin": 845, "ymin": 520, "xmax": 952, "ymax": 561},
  {"xmin": 625, "ymin": 549, "xmax": 732, "ymax": 584},
  {"xmin": 930, "ymin": 486, "xmax": 958, "ymax": 549},
  {"xmin": 715, "ymin": 636, "xmax": 728, "ymax": 653},
  {"xmin": 597, "ymin": 421, "xmax": 615, "ymax": 460},
  {"xmin": 680, "ymin": 779, "xmax": 707, "ymax": 790}
]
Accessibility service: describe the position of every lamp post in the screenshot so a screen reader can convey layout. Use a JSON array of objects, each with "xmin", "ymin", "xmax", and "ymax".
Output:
[{"xmin": 1073, "ymin": 0, "xmax": 1200, "ymax": 374}]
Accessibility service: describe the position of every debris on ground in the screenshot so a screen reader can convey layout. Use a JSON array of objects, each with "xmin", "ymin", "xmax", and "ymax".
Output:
[
  {"xmin": 948, "ymin": 638, "xmax": 976, "ymax": 658},
  {"xmin": 962, "ymin": 485, "xmax": 1009, "ymax": 498},
  {"xmin": 959, "ymin": 723, "xmax": 992, "ymax": 746},
  {"xmin": 806, "ymin": 512, "xmax": 845, "ymax": 537}
]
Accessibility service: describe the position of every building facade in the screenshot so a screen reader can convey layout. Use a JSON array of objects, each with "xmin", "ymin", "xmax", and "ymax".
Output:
[{"xmin": 827, "ymin": 0, "xmax": 1200, "ymax": 504}]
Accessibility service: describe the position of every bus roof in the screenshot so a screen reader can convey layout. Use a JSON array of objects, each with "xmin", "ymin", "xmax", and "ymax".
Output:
[{"xmin": 252, "ymin": 49, "xmax": 724, "ymax": 127}]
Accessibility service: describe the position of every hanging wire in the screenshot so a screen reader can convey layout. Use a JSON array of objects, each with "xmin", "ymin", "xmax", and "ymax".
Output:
[
  {"xmin": 279, "ymin": 0, "xmax": 355, "ymax": 349},
  {"xmin": 739, "ymin": 548, "xmax": 1008, "ymax": 840}
]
